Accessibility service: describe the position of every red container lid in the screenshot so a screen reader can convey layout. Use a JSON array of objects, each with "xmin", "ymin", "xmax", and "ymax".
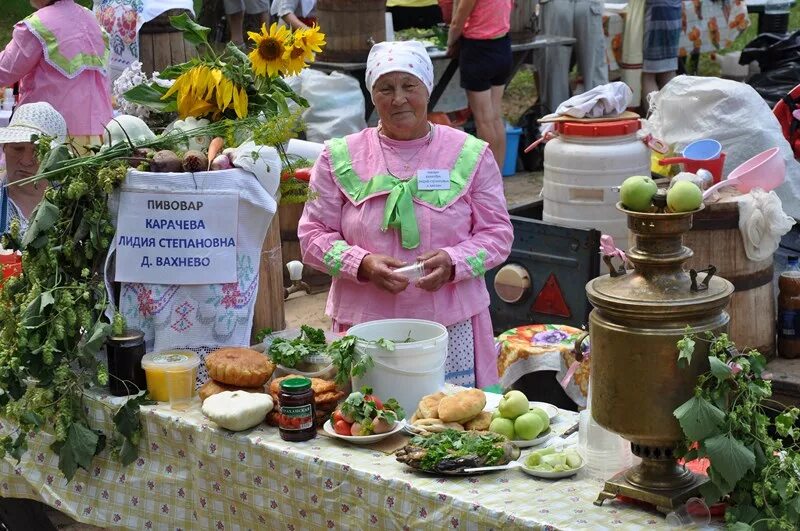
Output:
[{"xmin": 555, "ymin": 119, "xmax": 641, "ymax": 137}]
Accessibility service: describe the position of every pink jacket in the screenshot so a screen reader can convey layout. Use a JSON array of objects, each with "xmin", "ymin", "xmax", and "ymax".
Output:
[
  {"xmin": 0, "ymin": 0, "xmax": 113, "ymax": 137},
  {"xmin": 298, "ymin": 126, "xmax": 513, "ymax": 380}
]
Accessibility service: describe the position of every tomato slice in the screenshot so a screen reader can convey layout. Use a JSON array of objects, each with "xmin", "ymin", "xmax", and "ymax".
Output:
[
  {"xmin": 333, "ymin": 420, "xmax": 352, "ymax": 436},
  {"xmin": 333, "ymin": 410, "xmax": 345, "ymax": 423},
  {"xmin": 294, "ymin": 168, "xmax": 312, "ymax": 182},
  {"xmin": 364, "ymin": 395, "xmax": 384, "ymax": 410}
]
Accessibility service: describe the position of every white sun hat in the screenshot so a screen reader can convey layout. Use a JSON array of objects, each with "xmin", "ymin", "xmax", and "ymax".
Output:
[{"xmin": 0, "ymin": 102, "xmax": 67, "ymax": 146}]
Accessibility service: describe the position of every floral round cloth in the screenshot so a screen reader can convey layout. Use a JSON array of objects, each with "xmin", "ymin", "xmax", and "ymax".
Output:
[{"xmin": 497, "ymin": 324, "xmax": 590, "ymax": 408}]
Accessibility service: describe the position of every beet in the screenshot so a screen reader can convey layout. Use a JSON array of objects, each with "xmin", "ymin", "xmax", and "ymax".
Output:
[
  {"xmin": 182, "ymin": 150, "xmax": 208, "ymax": 173},
  {"xmin": 150, "ymin": 150, "xmax": 182, "ymax": 173}
]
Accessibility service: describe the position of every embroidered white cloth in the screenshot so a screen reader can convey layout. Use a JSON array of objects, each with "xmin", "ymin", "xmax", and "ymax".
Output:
[{"xmin": 107, "ymin": 168, "xmax": 277, "ymax": 360}]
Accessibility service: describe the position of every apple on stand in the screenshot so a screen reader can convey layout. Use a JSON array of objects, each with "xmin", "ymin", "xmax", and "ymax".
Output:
[{"xmin": 620, "ymin": 175, "xmax": 658, "ymax": 212}]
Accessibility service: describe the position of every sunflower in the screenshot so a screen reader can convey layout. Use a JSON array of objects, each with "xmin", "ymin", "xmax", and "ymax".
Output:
[
  {"xmin": 296, "ymin": 25, "xmax": 326, "ymax": 59},
  {"xmin": 163, "ymin": 65, "xmax": 248, "ymax": 119},
  {"xmin": 283, "ymin": 40, "xmax": 309, "ymax": 76},
  {"xmin": 248, "ymin": 23, "xmax": 291, "ymax": 77}
]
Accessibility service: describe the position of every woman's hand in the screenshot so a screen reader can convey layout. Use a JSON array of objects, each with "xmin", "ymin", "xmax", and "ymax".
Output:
[
  {"xmin": 358, "ymin": 254, "xmax": 410, "ymax": 294},
  {"xmin": 416, "ymin": 250, "xmax": 454, "ymax": 292}
]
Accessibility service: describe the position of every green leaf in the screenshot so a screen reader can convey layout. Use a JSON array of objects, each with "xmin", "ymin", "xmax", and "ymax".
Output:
[
  {"xmin": 790, "ymin": 496, "xmax": 800, "ymax": 520},
  {"xmin": 9, "ymin": 433, "xmax": 27, "ymax": 462},
  {"xmin": 375, "ymin": 338, "xmax": 396, "ymax": 351},
  {"xmin": 39, "ymin": 291, "xmax": 55, "ymax": 312},
  {"xmin": 36, "ymin": 144, "xmax": 72, "ymax": 177},
  {"xmin": 704, "ymin": 433, "xmax": 755, "ymax": 487},
  {"xmin": 673, "ymin": 396, "xmax": 725, "ymax": 441},
  {"xmin": 169, "ymin": 13, "xmax": 210, "ymax": 46},
  {"xmin": 113, "ymin": 397, "xmax": 142, "ymax": 439},
  {"xmin": 121, "ymin": 83, "xmax": 176, "ymax": 112},
  {"xmin": 21, "ymin": 410, "xmax": 44, "ymax": 428},
  {"xmin": 727, "ymin": 523, "xmax": 753, "ymax": 531},
  {"xmin": 67, "ymin": 422, "xmax": 100, "ymax": 471},
  {"xmin": 57, "ymin": 440, "xmax": 77, "ymax": 481},
  {"xmin": 21, "ymin": 199, "xmax": 59, "ymax": 248},
  {"xmin": 677, "ymin": 335, "xmax": 695, "ymax": 368},
  {"xmin": 708, "ymin": 356, "xmax": 732, "ymax": 380},
  {"xmin": 81, "ymin": 322, "xmax": 112, "ymax": 357},
  {"xmin": 119, "ymin": 437, "xmax": 138, "ymax": 466},
  {"xmin": 698, "ymin": 479, "xmax": 726, "ymax": 504},
  {"xmin": 776, "ymin": 409, "xmax": 799, "ymax": 438}
]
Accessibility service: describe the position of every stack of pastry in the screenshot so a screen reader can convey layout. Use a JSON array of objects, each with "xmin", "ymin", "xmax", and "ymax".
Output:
[
  {"xmin": 198, "ymin": 347, "xmax": 275, "ymax": 402},
  {"xmin": 408, "ymin": 389, "xmax": 492, "ymax": 435},
  {"xmin": 265, "ymin": 374, "xmax": 346, "ymax": 427}
]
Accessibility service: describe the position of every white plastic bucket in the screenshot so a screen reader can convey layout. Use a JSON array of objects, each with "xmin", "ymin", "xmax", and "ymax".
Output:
[
  {"xmin": 348, "ymin": 319, "xmax": 448, "ymax": 417},
  {"xmin": 543, "ymin": 119, "xmax": 651, "ymax": 245}
]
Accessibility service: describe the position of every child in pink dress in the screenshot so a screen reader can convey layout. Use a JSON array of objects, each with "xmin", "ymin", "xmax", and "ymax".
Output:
[{"xmin": 298, "ymin": 41, "xmax": 513, "ymax": 387}]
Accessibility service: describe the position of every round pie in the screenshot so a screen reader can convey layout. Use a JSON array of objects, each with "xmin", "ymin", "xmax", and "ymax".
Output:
[{"xmin": 205, "ymin": 348, "xmax": 275, "ymax": 387}]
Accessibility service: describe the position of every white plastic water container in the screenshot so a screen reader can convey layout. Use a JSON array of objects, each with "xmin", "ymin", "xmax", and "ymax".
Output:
[
  {"xmin": 543, "ymin": 119, "xmax": 650, "ymax": 245},
  {"xmin": 348, "ymin": 319, "xmax": 448, "ymax": 417}
]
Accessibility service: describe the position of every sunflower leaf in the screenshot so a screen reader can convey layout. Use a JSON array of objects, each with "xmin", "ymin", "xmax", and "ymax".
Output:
[{"xmin": 169, "ymin": 13, "xmax": 210, "ymax": 47}]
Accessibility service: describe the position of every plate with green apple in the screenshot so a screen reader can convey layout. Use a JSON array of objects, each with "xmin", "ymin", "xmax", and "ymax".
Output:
[{"xmin": 485, "ymin": 390, "xmax": 558, "ymax": 446}]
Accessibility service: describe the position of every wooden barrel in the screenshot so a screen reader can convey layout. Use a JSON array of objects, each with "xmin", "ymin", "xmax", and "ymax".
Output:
[
  {"xmin": 510, "ymin": 0, "xmax": 537, "ymax": 43},
  {"xmin": 684, "ymin": 198, "xmax": 776, "ymax": 357},
  {"xmin": 139, "ymin": 9, "xmax": 198, "ymax": 76},
  {"xmin": 251, "ymin": 214, "xmax": 286, "ymax": 343},
  {"xmin": 316, "ymin": 0, "xmax": 386, "ymax": 62},
  {"xmin": 279, "ymin": 203, "xmax": 332, "ymax": 292}
]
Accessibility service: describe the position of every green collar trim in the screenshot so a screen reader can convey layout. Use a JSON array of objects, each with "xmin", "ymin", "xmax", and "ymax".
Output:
[
  {"xmin": 25, "ymin": 13, "xmax": 109, "ymax": 79},
  {"xmin": 328, "ymin": 133, "xmax": 485, "ymax": 249}
]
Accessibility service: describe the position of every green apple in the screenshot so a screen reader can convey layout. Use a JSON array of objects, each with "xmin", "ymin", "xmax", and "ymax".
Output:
[
  {"xmin": 620, "ymin": 175, "xmax": 657, "ymax": 212},
  {"xmin": 514, "ymin": 412, "xmax": 545, "ymax": 440},
  {"xmin": 489, "ymin": 417, "xmax": 515, "ymax": 440},
  {"xmin": 529, "ymin": 407, "xmax": 550, "ymax": 429},
  {"xmin": 498, "ymin": 390, "xmax": 529, "ymax": 419},
  {"xmin": 491, "ymin": 409, "xmax": 502, "ymax": 421},
  {"xmin": 667, "ymin": 180, "xmax": 702, "ymax": 212}
]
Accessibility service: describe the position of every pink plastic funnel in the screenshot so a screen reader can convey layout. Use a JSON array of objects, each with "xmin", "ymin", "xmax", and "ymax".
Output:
[{"xmin": 702, "ymin": 147, "xmax": 785, "ymax": 199}]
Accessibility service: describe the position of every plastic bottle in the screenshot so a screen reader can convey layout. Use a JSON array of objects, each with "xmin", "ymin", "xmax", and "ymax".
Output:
[{"xmin": 778, "ymin": 256, "xmax": 800, "ymax": 358}]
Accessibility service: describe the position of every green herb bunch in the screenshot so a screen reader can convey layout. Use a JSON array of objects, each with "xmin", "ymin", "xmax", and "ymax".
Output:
[
  {"xmin": 268, "ymin": 325, "xmax": 328, "ymax": 368},
  {"xmin": 328, "ymin": 336, "xmax": 397, "ymax": 386},
  {"xmin": 410, "ymin": 430, "xmax": 506, "ymax": 471},
  {"xmin": 674, "ymin": 331, "xmax": 800, "ymax": 530}
]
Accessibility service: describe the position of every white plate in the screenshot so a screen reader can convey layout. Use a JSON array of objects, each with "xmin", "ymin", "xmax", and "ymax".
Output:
[
  {"xmin": 511, "ymin": 428, "xmax": 553, "ymax": 448},
  {"xmin": 322, "ymin": 419, "xmax": 405, "ymax": 445},
  {"xmin": 520, "ymin": 462, "xmax": 584, "ymax": 479},
  {"xmin": 483, "ymin": 396, "xmax": 559, "ymax": 421}
]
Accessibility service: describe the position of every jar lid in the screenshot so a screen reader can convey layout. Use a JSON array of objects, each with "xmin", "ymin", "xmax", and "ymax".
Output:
[
  {"xmin": 141, "ymin": 350, "xmax": 200, "ymax": 371},
  {"xmin": 281, "ymin": 377, "xmax": 311, "ymax": 392},
  {"xmin": 555, "ymin": 119, "xmax": 641, "ymax": 137},
  {"xmin": 108, "ymin": 329, "xmax": 145, "ymax": 343}
]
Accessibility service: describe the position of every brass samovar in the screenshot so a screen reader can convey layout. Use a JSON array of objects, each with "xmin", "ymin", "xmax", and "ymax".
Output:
[{"xmin": 587, "ymin": 203, "xmax": 734, "ymax": 512}]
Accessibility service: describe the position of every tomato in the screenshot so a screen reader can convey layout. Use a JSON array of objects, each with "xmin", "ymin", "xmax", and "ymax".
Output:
[
  {"xmin": 294, "ymin": 168, "xmax": 312, "ymax": 182},
  {"xmin": 334, "ymin": 419, "xmax": 352, "ymax": 436},
  {"xmin": 341, "ymin": 411, "xmax": 354, "ymax": 423},
  {"xmin": 333, "ymin": 410, "xmax": 345, "ymax": 423},
  {"xmin": 364, "ymin": 394, "xmax": 384, "ymax": 410}
]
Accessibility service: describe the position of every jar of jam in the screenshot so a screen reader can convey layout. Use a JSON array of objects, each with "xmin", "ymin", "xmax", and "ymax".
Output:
[
  {"xmin": 278, "ymin": 377, "xmax": 316, "ymax": 442},
  {"xmin": 106, "ymin": 329, "xmax": 147, "ymax": 397}
]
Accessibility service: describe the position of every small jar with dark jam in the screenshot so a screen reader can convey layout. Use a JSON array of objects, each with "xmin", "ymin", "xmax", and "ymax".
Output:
[
  {"xmin": 278, "ymin": 377, "xmax": 316, "ymax": 442},
  {"xmin": 106, "ymin": 329, "xmax": 147, "ymax": 397}
]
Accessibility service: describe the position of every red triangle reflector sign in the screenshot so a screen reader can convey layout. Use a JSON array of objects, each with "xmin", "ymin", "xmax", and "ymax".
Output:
[{"xmin": 532, "ymin": 274, "xmax": 571, "ymax": 318}]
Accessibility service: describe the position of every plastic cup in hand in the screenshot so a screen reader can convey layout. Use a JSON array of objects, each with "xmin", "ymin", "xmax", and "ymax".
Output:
[
  {"xmin": 665, "ymin": 497, "xmax": 711, "ymax": 528},
  {"xmin": 394, "ymin": 262, "xmax": 426, "ymax": 281}
]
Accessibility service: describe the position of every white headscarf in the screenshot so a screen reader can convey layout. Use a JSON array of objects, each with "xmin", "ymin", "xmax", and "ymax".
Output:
[{"xmin": 365, "ymin": 41, "xmax": 434, "ymax": 98}]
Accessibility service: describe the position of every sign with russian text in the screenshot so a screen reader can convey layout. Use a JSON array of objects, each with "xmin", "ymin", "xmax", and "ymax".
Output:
[{"xmin": 115, "ymin": 191, "xmax": 239, "ymax": 285}]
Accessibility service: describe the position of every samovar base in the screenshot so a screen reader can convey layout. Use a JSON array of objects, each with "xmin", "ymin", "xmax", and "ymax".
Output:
[{"xmin": 593, "ymin": 469, "xmax": 708, "ymax": 514}]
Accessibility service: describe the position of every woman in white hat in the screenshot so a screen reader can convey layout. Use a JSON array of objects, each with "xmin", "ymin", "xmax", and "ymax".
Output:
[
  {"xmin": 298, "ymin": 41, "xmax": 513, "ymax": 388},
  {"xmin": 0, "ymin": 102, "xmax": 67, "ymax": 236}
]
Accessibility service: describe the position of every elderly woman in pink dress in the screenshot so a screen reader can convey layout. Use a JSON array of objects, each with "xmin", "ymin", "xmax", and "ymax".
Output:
[{"xmin": 298, "ymin": 41, "xmax": 513, "ymax": 388}]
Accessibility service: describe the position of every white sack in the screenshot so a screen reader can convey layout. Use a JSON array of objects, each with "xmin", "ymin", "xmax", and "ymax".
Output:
[{"xmin": 644, "ymin": 76, "xmax": 800, "ymax": 219}]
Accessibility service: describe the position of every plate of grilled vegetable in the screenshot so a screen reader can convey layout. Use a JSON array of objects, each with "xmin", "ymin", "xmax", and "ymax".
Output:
[{"xmin": 395, "ymin": 429, "xmax": 520, "ymax": 475}]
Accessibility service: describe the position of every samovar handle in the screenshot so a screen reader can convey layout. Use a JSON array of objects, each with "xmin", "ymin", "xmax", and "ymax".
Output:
[
  {"xmin": 603, "ymin": 255, "xmax": 626, "ymax": 277},
  {"xmin": 572, "ymin": 331, "xmax": 590, "ymax": 362},
  {"xmin": 690, "ymin": 265, "xmax": 717, "ymax": 292}
]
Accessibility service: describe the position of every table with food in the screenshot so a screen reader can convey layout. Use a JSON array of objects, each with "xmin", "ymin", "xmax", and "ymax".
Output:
[{"xmin": 2, "ymin": 5, "xmax": 800, "ymax": 531}]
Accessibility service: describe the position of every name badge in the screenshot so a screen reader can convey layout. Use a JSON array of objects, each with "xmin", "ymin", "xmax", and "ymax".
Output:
[{"xmin": 417, "ymin": 169, "xmax": 451, "ymax": 191}]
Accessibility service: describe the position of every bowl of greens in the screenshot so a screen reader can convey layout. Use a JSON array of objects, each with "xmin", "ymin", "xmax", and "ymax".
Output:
[{"xmin": 265, "ymin": 325, "xmax": 340, "ymax": 380}]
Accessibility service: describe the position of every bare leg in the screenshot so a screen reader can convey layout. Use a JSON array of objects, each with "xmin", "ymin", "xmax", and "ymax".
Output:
[
  {"xmin": 259, "ymin": 11, "xmax": 271, "ymax": 26},
  {"xmin": 641, "ymin": 72, "xmax": 659, "ymax": 115},
  {"xmin": 228, "ymin": 11, "xmax": 245, "ymax": 45},
  {"xmin": 467, "ymin": 86, "xmax": 506, "ymax": 168},
  {"xmin": 656, "ymin": 70, "xmax": 676, "ymax": 88}
]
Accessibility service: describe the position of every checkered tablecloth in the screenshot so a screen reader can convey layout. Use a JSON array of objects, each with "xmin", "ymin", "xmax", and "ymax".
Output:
[{"xmin": 1, "ymin": 389, "xmax": 674, "ymax": 530}]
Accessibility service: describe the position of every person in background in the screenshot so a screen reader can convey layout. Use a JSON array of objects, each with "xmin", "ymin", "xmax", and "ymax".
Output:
[
  {"xmin": 387, "ymin": 0, "xmax": 443, "ymax": 31},
  {"xmin": 446, "ymin": 0, "xmax": 513, "ymax": 168},
  {"xmin": 536, "ymin": 0, "xmax": 609, "ymax": 113},
  {"xmin": 298, "ymin": 41, "xmax": 513, "ymax": 388},
  {"xmin": 0, "ymin": 0, "xmax": 112, "ymax": 146},
  {"xmin": 0, "ymin": 103, "xmax": 67, "ymax": 237},
  {"xmin": 225, "ymin": 0, "xmax": 271, "ymax": 48},
  {"xmin": 271, "ymin": 0, "xmax": 317, "ymax": 29},
  {"xmin": 640, "ymin": 0, "xmax": 682, "ymax": 113}
]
